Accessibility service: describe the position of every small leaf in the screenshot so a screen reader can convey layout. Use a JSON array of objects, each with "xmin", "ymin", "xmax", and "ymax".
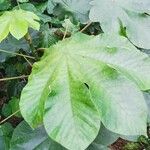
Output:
[
  {"xmin": 2, "ymin": 97, "xmax": 21, "ymax": 117},
  {"xmin": 62, "ymin": 18, "xmax": 79, "ymax": 33},
  {"xmin": 47, "ymin": 0, "xmax": 55, "ymax": 14},
  {"xmin": 2, "ymin": 104, "xmax": 12, "ymax": 117},
  {"xmin": 0, "ymin": 9, "xmax": 40, "ymax": 42},
  {"xmin": 35, "ymin": 2, "xmax": 48, "ymax": 13},
  {"xmin": 9, "ymin": 97, "xmax": 22, "ymax": 117},
  {"xmin": 18, "ymin": 3, "xmax": 51, "ymax": 23},
  {"xmin": 40, "ymin": 24, "xmax": 59, "ymax": 48}
]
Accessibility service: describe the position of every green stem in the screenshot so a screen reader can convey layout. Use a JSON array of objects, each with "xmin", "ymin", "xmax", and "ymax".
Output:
[
  {"xmin": 0, "ymin": 49, "xmax": 35, "ymax": 59},
  {"xmin": 80, "ymin": 22, "xmax": 92, "ymax": 32},
  {"xmin": 24, "ymin": 32, "xmax": 36, "ymax": 52},
  {"xmin": 23, "ymin": 56, "xmax": 33, "ymax": 67},
  {"xmin": 0, "ymin": 110, "xmax": 20, "ymax": 125},
  {"xmin": 63, "ymin": 24, "xmax": 68, "ymax": 40},
  {"xmin": 0, "ymin": 75, "xmax": 28, "ymax": 82},
  {"xmin": 16, "ymin": 0, "xmax": 21, "ymax": 9}
]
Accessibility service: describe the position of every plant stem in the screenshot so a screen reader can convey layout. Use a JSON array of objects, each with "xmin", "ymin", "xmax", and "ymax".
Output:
[
  {"xmin": 63, "ymin": 24, "xmax": 68, "ymax": 40},
  {"xmin": 80, "ymin": 22, "xmax": 92, "ymax": 32},
  {"xmin": 24, "ymin": 32, "xmax": 36, "ymax": 52},
  {"xmin": 23, "ymin": 56, "xmax": 33, "ymax": 67},
  {"xmin": 36, "ymin": 48, "xmax": 47, "ymax": 52},
  {"xmin": 16, "ymin": 0, "xmax": 21, "ymax": 9},
  {"xmin": 0, "ymin": 75, "xmax": 28, "ymax": 82},
  {"xmin": 0, "ymin": 49, "xmax": 35, "ymax": 59},
  {"xmin": 0, "ymin": 110, "xmax": 20, "ymax": 125}
]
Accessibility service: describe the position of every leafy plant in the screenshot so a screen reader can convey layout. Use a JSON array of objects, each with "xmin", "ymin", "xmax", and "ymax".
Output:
[
  {"xmin": 0, "ymin": 0, "xmax": 150, "ymax": 150},
  {"xmin": 0, "ymin": 9, "xmax": 40, "ymax": 42},
  {"xmin": 20, "ymin": 33, "xmax": 150, "ymax": 149}
]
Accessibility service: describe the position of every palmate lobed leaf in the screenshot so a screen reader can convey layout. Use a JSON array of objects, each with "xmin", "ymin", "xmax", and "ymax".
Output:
[
  {"xmin": 47, "ymin": 0, "xmax": 91, "ymax": 23},
  {"xmin": 89, "ymin": 0, "xmax": 150, "ymax": 49},
  {"xmin": 0, "ymin": 9, "xmax": 40, "ymax": 42},
  {"xmin": 20, "ymin": 33, "xmax": 150, "ymax": 150}
]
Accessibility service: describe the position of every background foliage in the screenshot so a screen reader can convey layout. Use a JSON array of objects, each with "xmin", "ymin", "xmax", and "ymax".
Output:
[{"xmin": 0, "ymin": 0, "xmax": 150, "ymax": 150}]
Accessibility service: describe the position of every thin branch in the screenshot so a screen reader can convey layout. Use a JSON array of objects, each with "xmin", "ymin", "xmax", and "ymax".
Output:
[
  {"xmin": 23, "ymin": 55, "xmax": 33, "ymax": 67},
  {"xmin": 80, "ymin": 22, "xmax": 92, "ymax": 32},
  {"xmin": 36, "ymin": 48, "xmax": 47, "ymax": 51},
  {"xmin": 24, "ymin": 33, "xmax": 36, "ymax": 52},
  {"xmin": 0, "ymin": 49, "xmax": 35, "ymax": 59},
  {"xmin": 63, "ymin": 24, "xmax": 68, "ymax": 40},
  {"xmin": 16, "ymin": 0, "xmax": 21, "ymax": 9},
  {"xmin": 0, "ymin": 75, "xmax": 28, "ymax": 82},
  {"xmin": 0, "ymin": 110, "xmax": 20, "ymax": 125}
]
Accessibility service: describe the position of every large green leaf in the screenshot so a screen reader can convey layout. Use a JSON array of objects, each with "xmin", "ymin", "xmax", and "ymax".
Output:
[
  {"xmin": 10, "ymin": 121, "xmax": 65, "ymax": 150},
  {"xmin": 20, "ymin": 33, "xmax": 149, "ymax": 150},
  {"xmin": 89, "ymin": 0, "xmax": 150, "ymax": 49},
  {"xmin": 0, "ymin": 9, "xmax": 40, "ymax": 42},
  {"xmin": 47, "ymin": 0, "xmax": 91, "ymax": 23},
  {"xmin": 0, "ymin": 123, "xmax": 14, "ymax": 150}
]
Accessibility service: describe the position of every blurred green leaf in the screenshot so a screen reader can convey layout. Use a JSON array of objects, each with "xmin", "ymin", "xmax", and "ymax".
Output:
[
  {"xmin": 9, "ymin": 97, "xmax": 21, "ymax": 117},
  {"xmin": 19, "ymin": 3, "xmax": 51, "ymax": 23},
  {"xmin": 0, "ymin": 9, "xmax": 40, "ymax": 42},
  {"xmin": 2, "ymin": 97, "xmax": 21, "ymax": 117},
  {"xmin": 0, "ymin": 0, "xmax": 11, "ymax": 11},
  {"xmin": 47, "ymin": 0, "xmax": 91, "ymax": 23},
  {"xmin": 0, "ymin": 123, "xmax": 13, "ymax": 150},
  {"xmin": 2, "ymin": 103, "xmax": 12, "ymax": 117},
  {"xmin": 35, "ymin": 2, "xmax": 48, "ymax": 13},
  {"xmin": 10, "ymin": 121, "xmax": 66, "ymax": 150},
  {"xmin": 62, "ymin": 18, "xmax": 79, "ymax": 33},
  {"xmin": 40, "ymin": 24, "xmax": 59, "ymax": 48},
  {"xmin": 0, "ymin": 36, "xmax": 30, "ymax": 62}
]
